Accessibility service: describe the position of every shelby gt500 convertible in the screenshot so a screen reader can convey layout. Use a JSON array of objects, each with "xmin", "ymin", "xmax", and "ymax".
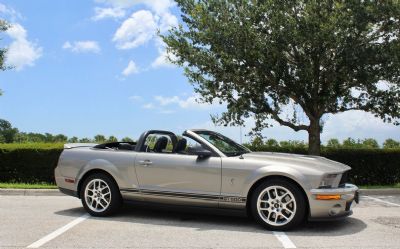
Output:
[{"xmin": 55, "ymin": 129, "xmax": 359, "ymax": 230}]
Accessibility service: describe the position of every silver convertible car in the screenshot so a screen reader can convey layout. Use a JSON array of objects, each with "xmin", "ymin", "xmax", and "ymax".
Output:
[{"xmin": 55, "ymin": 129, "xmax": 359, "ymax": 230}]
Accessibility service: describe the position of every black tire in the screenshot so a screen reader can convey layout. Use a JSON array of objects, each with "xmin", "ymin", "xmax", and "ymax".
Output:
[
  {"xmin": 250, "ymin": 179, "xmax": 307, "ymax": 230},
  {"xmin": 80, "ymin": 173, "xmax": 122, "ymax": 217}
]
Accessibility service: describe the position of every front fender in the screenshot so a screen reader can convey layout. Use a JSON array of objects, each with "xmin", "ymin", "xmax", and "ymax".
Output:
[{"xmin": 242, "ymin": 165, "xmax": 314, "ymax": 198}]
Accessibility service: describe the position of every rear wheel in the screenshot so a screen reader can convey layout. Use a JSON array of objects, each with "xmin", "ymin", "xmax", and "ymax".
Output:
[
  {"xmin": 80, "ymin": 173, "xmax": 122, "ymax": 216},
  {"xmin": 250, "ymin": 179, "xmax": 306, "ymax": 230}
]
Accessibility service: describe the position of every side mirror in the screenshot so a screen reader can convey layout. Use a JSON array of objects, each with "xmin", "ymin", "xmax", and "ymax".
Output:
[{"xmin": 187, "ymin": 146, "xmax": 212, "ymax": 158}]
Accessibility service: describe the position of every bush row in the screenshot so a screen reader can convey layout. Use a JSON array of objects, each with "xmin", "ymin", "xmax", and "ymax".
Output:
[
  {"xmin": 244, "ymin": 145, "xmax": 400, "ymax": 185},
  {"xmin": 0, "ymin": 144, "xmax": 63, "ymax": 183},
  {"xmin": 1, "ymin": 144, "xmax": 399, "ymax": 185},
  {"xmin": 322, "ymin": 149, "xmax": 400, "ymax": 185}
]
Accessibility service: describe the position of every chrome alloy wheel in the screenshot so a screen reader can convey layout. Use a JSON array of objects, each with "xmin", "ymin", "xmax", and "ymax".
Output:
[
  {"xmin": 257, "ymin": 186, "xmax": 297, "ymax": 226},
  {"xmin": 84, "ymin": 179, "xmax": 112, "ymax": 212}
]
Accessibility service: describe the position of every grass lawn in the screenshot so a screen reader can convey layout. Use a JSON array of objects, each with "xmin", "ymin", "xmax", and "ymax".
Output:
[{"xmin": 0, "ymin": 182, "xmax": 57, "ymax": 189}]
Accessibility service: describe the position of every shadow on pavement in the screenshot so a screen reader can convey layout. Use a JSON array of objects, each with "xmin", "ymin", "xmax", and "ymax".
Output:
[
  {"xmin": 54, "ymin": 202, "xmax": 367, "ymax": 235},
  {"xmin": 289, "ymin": 217, "xmax": 367, "ymax": 236}
]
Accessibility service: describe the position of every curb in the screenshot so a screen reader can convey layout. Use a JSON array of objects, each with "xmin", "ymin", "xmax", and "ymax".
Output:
[
  {"xmin": 359, "ymin": 188, "xmax": 400, "ymax": 195},
  {"xmin": 0, "ymin": 189, "xmax": 63, "ymax": 196},
  {"xmin": 1, "ymin": 188, "xmax": 400, "ymax": 196}
]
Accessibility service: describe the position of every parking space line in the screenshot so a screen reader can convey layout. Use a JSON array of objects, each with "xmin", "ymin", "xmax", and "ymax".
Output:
[
  {"xmin": 273, "ymin": 231, "xmax": 296, "ymax": 248},
  {"xmin": 363, "ymin": 196, "xmax": 400, "ymax": 207},
  {"xmin": 26, "ymin": 214, "xmax": 90, "ymax": 248}
]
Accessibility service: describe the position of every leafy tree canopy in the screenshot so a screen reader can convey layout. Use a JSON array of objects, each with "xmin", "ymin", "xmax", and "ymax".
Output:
[
  {"xmin": 79, "ymin": 138, "xmax": 92, "ymax": 143},
  {"xmin": 1, "ymin": 19, "xmax": 11, "ymax": 95},
  {"xmin": 163, "ymin": 0, "xmax": 400, "ymax": 155},
  {"xmin": 122, "ymin": 137, "xmax": 134, "ymax": 142},
  {"xmin": 94, "ymin": 135, "xmax": 106, "ymax": 143},
  {"xmin": 362, "ymin": 138, "xmax": 379, "ymax": 148},
  {"xmin": 383, "ymin": 138, "xmax": 400, "ymax": 149},
  {"xmin": 108, "ymin": 136, "xmax": 118, "ymax": 142},
  {"xmin": 0, "ymin": 119, "xmax": 19, "ymax": 143},
  {"xmin": 68, "ymin": 136, "xmax": 79, "ymax": 143},
  {"xmin": 0, "ymin": 20, "xmax": 9, "ymax": 71},
  {"xmin": 327, "ymin": 138, "xmax": 341, "ymax": 148}
]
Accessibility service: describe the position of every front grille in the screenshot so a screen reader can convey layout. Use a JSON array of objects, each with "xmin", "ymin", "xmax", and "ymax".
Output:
[{"xmin": 339, "ymin": 171, "xmax": 349, "ymax": 187}]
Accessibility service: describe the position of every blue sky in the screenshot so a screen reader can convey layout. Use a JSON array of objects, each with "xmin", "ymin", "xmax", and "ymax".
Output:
[{"xmin": 0, "ymin": 0, "xmax": 399, "ymax": 144}]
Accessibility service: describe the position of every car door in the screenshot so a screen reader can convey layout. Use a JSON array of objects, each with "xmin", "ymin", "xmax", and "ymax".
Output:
[{"xmin": 134, "ymin": 134, "xmax": 221, "ymax": 207}]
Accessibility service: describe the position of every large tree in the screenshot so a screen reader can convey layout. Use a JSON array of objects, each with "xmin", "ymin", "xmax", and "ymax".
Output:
[{"xmin": 163, "ymin": 0, "xmax": 400, "ymax": 155}]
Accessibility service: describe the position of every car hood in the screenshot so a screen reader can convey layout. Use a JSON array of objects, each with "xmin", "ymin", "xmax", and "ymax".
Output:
[{"xmin": 241, "ymin": 152, "xmax": 351, "ymax": 173}]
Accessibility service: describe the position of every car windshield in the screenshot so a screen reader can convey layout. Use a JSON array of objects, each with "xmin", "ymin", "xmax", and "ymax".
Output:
[{"xmin": 194, "ymin": 130, "xmax": 251, "ymax": 157}]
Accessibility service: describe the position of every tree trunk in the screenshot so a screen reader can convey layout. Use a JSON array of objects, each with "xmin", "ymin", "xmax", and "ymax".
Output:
[{"xmin": 308, "ymin": 118, "xmax": 321, "ymax": 156}]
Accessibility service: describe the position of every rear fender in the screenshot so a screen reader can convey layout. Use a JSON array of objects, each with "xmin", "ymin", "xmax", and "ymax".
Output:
[{"xmin": 76, "ymin": 159, "xmax": 123, "ymax": 190}]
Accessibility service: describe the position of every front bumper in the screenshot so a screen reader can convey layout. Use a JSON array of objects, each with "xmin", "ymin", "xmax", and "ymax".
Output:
[{"xmin": 308, "ymin": 183, "xmax": 359, "ymax": 220}]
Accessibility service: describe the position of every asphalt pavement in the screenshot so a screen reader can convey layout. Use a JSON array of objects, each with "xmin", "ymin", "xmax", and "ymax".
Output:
[{"xmin": 1, "ymin": 193, "xmax": 400, "ymax": 249}]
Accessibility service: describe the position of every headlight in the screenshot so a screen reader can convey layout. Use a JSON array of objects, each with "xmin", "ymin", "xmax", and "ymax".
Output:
[{"xmin": 319, "ymin": 174, "xmax": 340, "ymax": 188}]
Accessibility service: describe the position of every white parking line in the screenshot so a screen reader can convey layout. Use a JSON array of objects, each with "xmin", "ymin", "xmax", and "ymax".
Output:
[
  {"xmin": 26, "ymin": 214, "xmax": 89, "ymax": 248},
  {"xmin": 363, "ymin": 196, "xmax": 400, "ymax": 207},
  {"xmin": 273, "ymin": 231, "xmax": 296, "ymax": 248}
]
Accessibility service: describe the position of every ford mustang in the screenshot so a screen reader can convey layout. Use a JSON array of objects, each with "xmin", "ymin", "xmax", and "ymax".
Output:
[{"xmin": 55, "ymin": 129, "xmax": 359, "ymax": 230}]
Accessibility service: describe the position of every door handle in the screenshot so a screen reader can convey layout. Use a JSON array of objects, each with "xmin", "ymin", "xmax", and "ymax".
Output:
[{"xmin": 138, "ymin": 160, "xmax": 152, "ymax": 166}]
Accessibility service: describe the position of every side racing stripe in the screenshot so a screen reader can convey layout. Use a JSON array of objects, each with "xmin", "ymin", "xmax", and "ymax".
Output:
[{"xmin": 120, "ymin": 188, "xmax": 246, "ymax": 203}]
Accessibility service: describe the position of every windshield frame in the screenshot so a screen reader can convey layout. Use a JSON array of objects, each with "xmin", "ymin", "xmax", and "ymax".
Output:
[{"xmin": 192, "ymin": 130, "xmax": 251, "ymax": 157}]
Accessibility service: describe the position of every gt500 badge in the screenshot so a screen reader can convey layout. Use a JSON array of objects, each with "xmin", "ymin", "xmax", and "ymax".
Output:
[{"xmin": 222, "ymin": 196, "xmax": 246, "ymax": 203}]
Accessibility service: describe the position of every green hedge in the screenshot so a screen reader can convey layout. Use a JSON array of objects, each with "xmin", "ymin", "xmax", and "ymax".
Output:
[
  {"xmin": 323, "ymin": 149, "xmax": 400, "ymax": 185},
  {"xmin": 1, "ymin": 143, "xmax": 399, "ymax": 185},
  {"xmin": 247, "ymin": 145, "xmax": 400, "ymax": 185},
  {"xmin": 0, "ymin": 144, "xmax": 63, "ymax": 184}
]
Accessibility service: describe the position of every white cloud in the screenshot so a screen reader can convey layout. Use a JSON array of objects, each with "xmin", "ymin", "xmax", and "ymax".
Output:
[
  {"xmin": 6, "ymin": 22, "xmax": 26, "ymax": 40},
  {"xmin": 113, "ymin": 10, "xmax": 157, "ymax": 49},
  {"xmin": 150, "ymin": 12, "xmax": 178, "ymax": 68},
  {"xmin": 321, "ymin": 110, "xmax": 400, "ymax": 144},
  {"xmin": 92, "ymin": 7, "xmax": 125, "ymax": 21},
  {"xmin": 185, "ymin": 108, "xmax": 400, "ymax": 145},
  {"xmin": 146, "ymin": 0, "xmax": 176, "ymax": 15},
  {"xmin": 150, "ymin": 19, "xmax": 178, "ymax": 68},
  {"xmin": 159, "ymin": 109, "xmax": 175, "ymax": 114},
  {"xmin": 138, "ymin": 95, "xmax": 222, "ymax": 115},
  {"xmin": 154, "ymin": 95, "xmax": 180, "ymax": 106},
  {"xmin": 0, "ymin": 3, "xmax": 22, "ymax": 21},
  {"xmin": 94, "ymin": 0, "xmax": 138, "ymax": 8},
  {"xmin": 142, "ymin": 103, "xmax": 155, "ymax": 109},
  {"xmin": 62, "ymin": 40, "xmax": 101, "ymax": 54},
  {"xmin": 122, "ymin": 60, "xmax": 139, "ymax": 76},
  {"xmin": 96, "ymin": 0, "xmax": 178, "ymax": 71},
  {"xmin": 95, "ymin": 0, "xmax": 175, "ymax": 15},
  {"xmin": 197, "ymin": 109, "xmax": 399, "ymax": 144},
  {"xmin": 159, "ymin": 11, "xmax": 178, "ymax": 33},
  {"xmin": 129, "ymin": 95, "xmax": 142, "ymax": 101},
  {"xmin": 103, "ymin": 0, "xmax": 177, "ymax": 52},
  {"xmin": 151, "ymin": 48, "xmax": 177, "ymax": 68},
  {"xmin": 241, "ymin": 107, "xmax": 399, "ymax": 144},
  {"xmin": 153, "ymin": 94, "xmax": 221, "ymax": 110},
  {"xmin": 5, "ymin": 23, "xmax": 42, "ymax": 71}
]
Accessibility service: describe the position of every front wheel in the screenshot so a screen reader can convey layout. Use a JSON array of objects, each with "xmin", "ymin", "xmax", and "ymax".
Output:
[
  {"xmin": 250, "ymin": 179, "xmax": 307, "ymax": 230},
  {"xmin": 80, "ymin": 173, "xmax": 122, "ymax": 216}
]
